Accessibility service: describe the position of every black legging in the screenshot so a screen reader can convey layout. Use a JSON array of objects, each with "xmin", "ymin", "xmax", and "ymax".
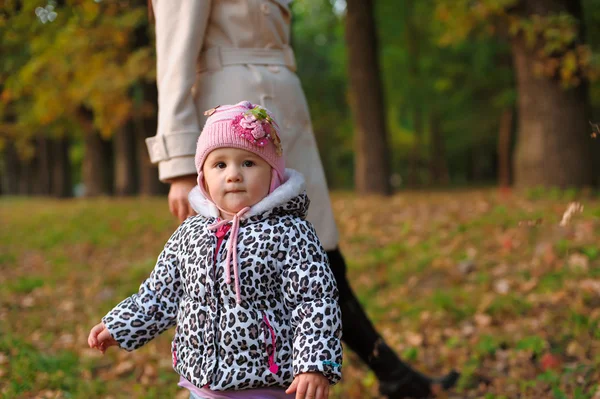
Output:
[
  {"xmin": 327, "ymin": 248, "xmax": 397, "ymax": 377},
  {"xmin": 326, "ymin": 248, "xmax": 460, "ymax": 399}
]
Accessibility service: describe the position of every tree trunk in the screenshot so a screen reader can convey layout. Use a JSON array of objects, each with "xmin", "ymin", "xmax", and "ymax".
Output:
[
  {"xmin": 429, "ymin": 112, "xmax": 449, "ymax": 185},
  {"xmin": 37, "ymin": 135, "xmax": 52, "ymax": 195},
  {"xmin": 135, "ymin": 84, "xmax": 167, "ymax": 196},
  {"xmin": 136, "ymin": 118, "xmax": 163, "ymax": 196},
  {"xmin": 114, "ymin": 122, "xmax": 138, "ymax": 196},
  {"xmin": 497, "ymin": 108, "xmax": 513, "ymax": 188},
  {"xmin": 130, "ymin": 13, "xmax": 167, "ymax": 196},
  {"xmin": 470, "ymin": 147, "xmax": 485, "ymax": 182},
  {"xmin": 407, "ymin": 107, "xmax": 423, "ymax": 187},
  {"xmin": 3, "ymin": 141, "xmax": 20, "ymax": 195},
  {"xmin": 405, "ymin": 0, "xmax": 428, "ymax": 188},
  {"xmin": 18, "ymin": 157, "xmax": 34, "ymax": 195},
  {"xmin": 78, "ymin": 107, "xmax": 113, "ymax": 197},
  {"xmin": 52, "ymin": 137, "xmax": 72, "ymax": 198},
  {"xmin": 511, "ymin": 0, "xmax": 594, "ymax": 188},
  {"xmin": 83, "ymin": 132, "xmax": 113, "ymax": 197},
  {"xmin": 345, "ymin": 0, "xmax": 391, "ymax": 195}
]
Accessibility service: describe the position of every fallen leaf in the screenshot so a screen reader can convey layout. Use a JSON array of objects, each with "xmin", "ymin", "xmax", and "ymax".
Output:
[
  {"xmin": 474, "ymin": 313, "xmax": 492, "ymax": 327},
  {"xmin": 466, "ymin": 246, "xmax": 478, "ymax": 259},
  {"xmin": 22, "ymin": 296, "xmax": 35, "ymax": 308},
  {"xmin": 566, "ymin": 341, "xmax": 586, "ymax": 359},
  {"xmin": 560, "ymin": 202, "xmax": 584, "ymax": 226},
  {"xmin": 114, "ymin": 361, "xmax": 135, "ymax": 376},
  {"xmin": 521, "ymin": 278, "xmax": 538, "ymax": 292},
  {"xmin": 458, "ymin": 260, "xmax": 476, "ymax": 275},
  {"xmin": 502, "ymin": 237, "xmax": 513, "ymax": 251},
  {"xmin": 405, "ymin": 331, "xmax": 423, "ymax": 347},
  {"xmin": 59, "ymin": 300, "xmax": 75, "ymax": 312},
  {"xmin": 568, "ymin": 253, "xmax": 589, "ymax": 272},
  {"xmin": 494, "ymin": 279, "xmax": 510, "ymax": 295},
  {"xmin": 461, "ymin": 322, "xmax": 475, "ymax": 337},
  {"xmin": 581, "ymin": 280, "xmax": 600, "ymax": 296},
  {"xmin": 540, "ymin": 353, "xmax": 561, "ymax": 371},
  {"xmin": 492, "ymin": 263, "xmax": 508, "ymax": 277}
]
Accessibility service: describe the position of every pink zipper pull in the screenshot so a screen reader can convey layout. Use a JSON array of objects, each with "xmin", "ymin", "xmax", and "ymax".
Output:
[
  {"xmin": 263, "ymin": 312, "xmax": 279, "ymax": 374},
  {"xmin": 269, "ymin": 360, "xmax": 279, "ymax": 374}
]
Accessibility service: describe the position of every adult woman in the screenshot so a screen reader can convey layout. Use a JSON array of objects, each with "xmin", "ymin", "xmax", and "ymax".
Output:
[{"xmin": 144, "ymin": 1, "xmax": 458, "ymax": 397}]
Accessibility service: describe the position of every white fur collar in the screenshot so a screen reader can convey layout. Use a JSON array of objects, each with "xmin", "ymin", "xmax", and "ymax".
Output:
[{"xmin": 188, "ymin": 169, "xmax": 306, "ymax": 219}]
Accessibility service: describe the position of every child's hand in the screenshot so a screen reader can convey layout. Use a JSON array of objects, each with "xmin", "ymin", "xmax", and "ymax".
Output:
[
  {"xmin": 285, "ymin": 372, "xmax": 329, "ymax": 399},
  {"xmin": 88, "ymin": 322, "xmax": 118, "ymax": 354}
]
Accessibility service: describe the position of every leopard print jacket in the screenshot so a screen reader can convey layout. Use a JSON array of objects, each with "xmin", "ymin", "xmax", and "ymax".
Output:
[{"xmin": 102, "ymin": 170, "xmax": 342, "ymax": 390}]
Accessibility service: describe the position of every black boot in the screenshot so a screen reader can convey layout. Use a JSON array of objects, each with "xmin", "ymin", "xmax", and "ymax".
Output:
[
  {"xmin": 374, "ymin": 341, "xmax": 460, "ymax": 398},
  {"xmin": 326, "ymin": 249, "xmax": 460, "ymax": 398}
]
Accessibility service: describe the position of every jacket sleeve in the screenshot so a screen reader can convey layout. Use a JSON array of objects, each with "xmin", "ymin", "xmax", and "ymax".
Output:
[
  {"xmin": 145, "ymin": 0, "xmax": 211, "ymax": 182},
  {"xmin": 102, "ymin": 222, "xmax": 186, "ymax": 351},
  {"xmin": 280, "ymin": 220, "xmax": 343, "ymax": 385}
]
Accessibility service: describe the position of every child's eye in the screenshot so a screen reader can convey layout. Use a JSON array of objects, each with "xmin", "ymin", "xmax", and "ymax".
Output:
[
  {"xmin": 215, "ymin": 162, "xmax": 226, "ymax": 169},
  {"xmin": 243, "ymin": 160, "xmax": 255, "ymax": 167}
]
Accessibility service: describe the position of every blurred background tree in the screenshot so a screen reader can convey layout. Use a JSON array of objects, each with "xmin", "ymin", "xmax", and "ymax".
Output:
[
  {"xmin": 435, "ymin": 0, "xmax": 600, "ymax": 188},
  {"xmin": 1, "ymin": 0, "xmax": 161, "ymax": 197},
  {"xmin": 1, "ymin": 0, "xmax": 599, "ymax": 197}
]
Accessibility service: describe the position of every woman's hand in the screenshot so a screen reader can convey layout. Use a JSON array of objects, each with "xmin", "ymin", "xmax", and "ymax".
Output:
[
  {"xmin": 168, "ymin": 175, "xmax": 198, "ymax": 222},
  {"xmin": 286, "ymin": 372, "xmax": 329, "ymax": 399},
  {"xmin": 88, "ymin": 322, "xmax": 118, "ymax": 354}
]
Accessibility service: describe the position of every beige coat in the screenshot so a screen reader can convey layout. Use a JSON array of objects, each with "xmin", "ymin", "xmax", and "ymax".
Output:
[{"xmin": 145, "ymin": 0, "xmax": 338, "ymax": 250}]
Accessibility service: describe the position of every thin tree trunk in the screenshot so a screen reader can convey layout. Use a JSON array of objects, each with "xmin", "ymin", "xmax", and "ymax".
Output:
[
  {"xmin": 37, "ymin": 135, "xmax": 52, "ymax": 195},
  {"xmin": 135, "ymin": 117, "xmax": 162, "ymax": 196},
  {"xmin": 114, "ymin": 122, "xmax": 137, "ymax": 196},
  {"xmin": 345, "ymin": 0, "xmax": 391, "ymax": 195},
  {"xmin": 52, "ymin": 137, "xmax": 72, "ymax": 198},
  {"xmin": 135, "ymin": 84, "xmax": 167, "ymax": 196},
  {"xmin": 511, "ymin": 0, "xmax": 594, "ymax": 188},
  {"xmin": 470, "ymin": 147, "xmax": 485, "ymax": 182},
  {"xmin": 497, "ymin": 108, "xmax": 513, "ymax": 188},
  {"xmin": 407, "ymin": 108, "xmax": 423, "ymax": 187},
  {"xmin": 405, "ymin": 0, "xmax": 424, "ymax": 188},
  {"xmin": 3, "ymin": 141, "xmax": 20, "ymax": 195},
  {"xmin": 18, "ymin": 157, "xmax": 34, "ymax": 195},
  {"xmin": 82, "ymin": 132, "xmax": 107, "ymax": 196},
  {"xmin": 132, "ymin": 10, "xmax": 167, "ymax": 196},
  {"xmin": 429, "ymin": 111, "xmax": 449, "ymax": 185},
  {"xmin": 78, "ymin": 107, "xmax": 113, "ymax": 197}
]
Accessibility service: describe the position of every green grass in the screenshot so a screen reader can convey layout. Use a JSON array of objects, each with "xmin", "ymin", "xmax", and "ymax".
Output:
[
  {"xmin": 2, "ymin": 277, "xmax": 45, "ymax": 294},
  {"xmin": 0, "ymin": 332, "xmax": 104, "ymax": 398},
  {"xmin": 1, "ymin": 190, "xmax": 600, "ymax": 398}
]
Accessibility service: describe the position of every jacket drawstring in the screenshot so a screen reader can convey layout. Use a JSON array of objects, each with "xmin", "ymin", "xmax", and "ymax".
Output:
[
  {"xmin": 262, "ymin": 312, "xmax": 279, "ymax": 374},
  {"xmin": 208, "ymin": 207, "xmax": 250, "ymax": 304}
]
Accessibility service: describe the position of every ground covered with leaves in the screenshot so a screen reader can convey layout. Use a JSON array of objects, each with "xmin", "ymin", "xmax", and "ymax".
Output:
[{"xmin": 1, "ymin": 189, "xmax": 600, "ymax": 399}]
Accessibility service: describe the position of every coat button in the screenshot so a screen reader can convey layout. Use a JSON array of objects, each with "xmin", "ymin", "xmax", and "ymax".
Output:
[{"xmin": 261, "ymin": 3, "xmax": 270, "ymax": 14}]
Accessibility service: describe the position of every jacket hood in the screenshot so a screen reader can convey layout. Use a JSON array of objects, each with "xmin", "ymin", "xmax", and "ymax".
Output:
[{"xmin": 188, "ymin": 168, "xmax": 309, "ymax": 222}]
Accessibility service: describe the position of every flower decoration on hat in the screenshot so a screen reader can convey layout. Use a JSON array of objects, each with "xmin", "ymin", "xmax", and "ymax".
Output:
[{"xmin": 231, "ymin": 106, "xmax": 283, "ymax": 156}]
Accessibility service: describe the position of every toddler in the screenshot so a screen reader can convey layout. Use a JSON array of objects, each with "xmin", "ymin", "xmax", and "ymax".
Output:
[{"xmin": 88, "ymin": 101, "xmax": 342, "ymax": 399}]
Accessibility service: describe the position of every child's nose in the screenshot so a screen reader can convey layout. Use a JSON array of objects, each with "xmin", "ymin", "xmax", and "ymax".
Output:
[{"xmin": 226, "ymin": 168, "xmax": 242, "ymax": 182}]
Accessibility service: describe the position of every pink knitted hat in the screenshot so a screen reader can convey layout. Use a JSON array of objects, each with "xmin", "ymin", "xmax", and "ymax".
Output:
[{"xmin": 195, "ymin": 101, "xmax": 286, "ymax": 197}]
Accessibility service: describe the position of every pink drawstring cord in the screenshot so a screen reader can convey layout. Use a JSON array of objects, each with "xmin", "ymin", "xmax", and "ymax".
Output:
[
  {"xmin": 208, "ymin": 207, "xmax": 250, "ymax": 304},
  {"xmin": 210, "ymin": 207, "xmax": 280, "ymax": 374}
]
